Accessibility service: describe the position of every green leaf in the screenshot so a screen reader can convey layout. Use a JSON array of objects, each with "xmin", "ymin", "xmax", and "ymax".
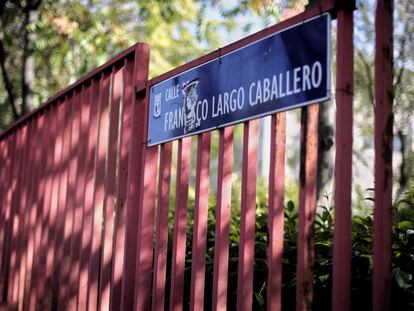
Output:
[
  {"xmin": 315, "ymin": 241, "xmax": 333, "ymax": 247},
  {"xmin": 393, "ymin": 268, "xmax": 413, "ymax": 289},
  {"xmin": 286, "ymin": 200, "xmax": 295, "ymax": 212},
  {"xmin": 398, "ymin": 221, "xmax": 413, "ymax": 231},
  {"xmin": 254, "ymin": 292, "xmax": 264, "ymax": 306},
  {"xmin": 319, "ymin": 274, "xmax": 329, "ymax": 282}
]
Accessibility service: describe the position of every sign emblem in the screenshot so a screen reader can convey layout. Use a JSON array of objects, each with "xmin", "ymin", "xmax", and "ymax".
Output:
[
  {"xmin": 183, "ymin": 79, "xmax": 200, "ymax": 134},
  {"xmin": 153, "ymin": 93, "xmax": 162, "ymax": 118}
]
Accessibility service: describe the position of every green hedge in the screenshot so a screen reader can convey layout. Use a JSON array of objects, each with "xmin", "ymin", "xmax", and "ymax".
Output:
[{"xmin": 163, "ymin": 180, "xmax": 414, "ymax": 310}]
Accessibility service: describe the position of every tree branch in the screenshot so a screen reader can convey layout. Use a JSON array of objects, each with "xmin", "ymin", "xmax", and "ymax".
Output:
[
  {"xmin": 0, "ymin": 37, "xmax": 20, "ymax": 120},
  {"xmin": 396, "ymin": 130, "xmax": 407, "ymax": 198},
  {"xmin": 356, "ymin": 49, "xmax": 375, "ymax": 107},
  {"xmin": 21, "ymin": 9, "xmax": 30, "ymax": 115},
  {"xmin": 10, "ymin": 0, "xmax": 24, "ymax": 10},
  {"xmin": 394, "ymin": 1, "xmax": 411, "ymax": 91},
  {"xmin": 23, "ymin": 0, "xmax": 43, "ymax": 12}
]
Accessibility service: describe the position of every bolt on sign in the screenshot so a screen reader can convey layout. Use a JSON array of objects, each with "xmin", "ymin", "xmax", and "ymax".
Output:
[{"xmin": 148, "ymin": 13, "xmax": 331, "ymax": 146}]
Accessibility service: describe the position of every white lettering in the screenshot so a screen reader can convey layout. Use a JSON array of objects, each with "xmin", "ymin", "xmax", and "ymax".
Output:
[
  {"xmin": 217, "ymin": 94, "xmax": 223, "ymax": 115},
  {"xmin": 249, "ymin": 82, "xmax": 256, "ymax": 106},
  {"xmin": 165, "ymin": 84, "xmax": 180, "ymax": 101},
  {"xmin": 302, "ymin": 65, "xmax": 311, "ymax": 91},
  {"xmin": 271, "ymin": 75, "xmax": 278, "ymax": 100},
  {"xmin": 196, "ymin": 100, "xmax": 202, "ymax": 123},
  {"xmin": 202, "ymin": 99, "xmax": 208, "ymax": 120},
  {"xmin": 223, "ymin": 92, "xmax": 230, "ymax": 114},
  {"xmin": 178, "ymin": 107, "xmax": 184, "ymax": 128},
  {"xmin": 255, "ymin": 80, "xmax": 262, "ymax": 105},
  {"xmin": 294, "ymin": 67, "xmax": 301, "ymax": 94},
  {"xmin": 230, "ymin": 89, "xmax": 237, "ymax": 112},
  {"xmin": 237, "ymin": 87, "xmax": 244, "ymax": 110},
  {"xmin": 279, "ymin": 73, "xmax": 285, "ymax": 98},
  {"xmin": 286, "ymin": 71, "xmax": 293, "ymax": 96},
  {"xmin": 263, "ymin": 78, "xmax": 271, "ymax": 102},
  {"xmin": 212, "ymin": 96, "xmax": 218, "ymax": 117},
  {"xmin": 311, "ymin": 61, "xmax": 322, "ymax": 88}
]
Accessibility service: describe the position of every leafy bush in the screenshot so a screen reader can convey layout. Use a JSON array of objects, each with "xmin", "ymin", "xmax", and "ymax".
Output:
[{"xmin": 164, "ymin": 178, "xmax": 414, "ymax": 310}]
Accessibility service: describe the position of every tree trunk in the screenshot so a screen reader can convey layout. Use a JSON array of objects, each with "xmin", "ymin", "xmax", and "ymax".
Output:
[
  {"xmin": 317, "ymin": 100, "xmax": 335, "ymax": 200},
  {"xmin": 21, "ymin": 7, "xmax": 41, "ymax": 115},
  {"xmin": 396, "ymin": 130, "xmax": 407, "ymax": 197}
]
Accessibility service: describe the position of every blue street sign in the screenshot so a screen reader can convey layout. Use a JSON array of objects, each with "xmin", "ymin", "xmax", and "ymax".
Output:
[{"xmin": 148, "ymin": 13, "xmax": 331, "ymax": 146}]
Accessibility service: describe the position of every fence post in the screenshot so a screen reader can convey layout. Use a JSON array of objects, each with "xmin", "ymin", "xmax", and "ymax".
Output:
[
  {"xmin": 33, "ymin": 105, "xmax": 56, "ymax": 310},
  {"xmin": 119, "ymin": 43, "xmax": 151, "ymax": 311},
  {"xmin": 132, "ymin": 48, "xmax": 159, "ymax": 311},
  {"xmin": 267, "ymin": 113, "xmax": 286, "ymax": 311},
  {"xmin": 212, "ymin": 126, "xmax": 234, "ymax": 311},
  {"xmin": 190, "ymin": 132, "xmax": 211, "ymax": 311},
  {"xmin": 110, "ymin": 55, "xmax": 137, "ymax": 310},
  {"xmin": 373, "ymin": 1, "xmax": 394, "ymax": 310},
  {"xmin": 169, "ymin": 137, "xmax": 191, "ymax": 311},
  {"xmin": 237, "ymin": 120, "xmax": 259, "ymax": 311},
  {"xmin": 151, "ymin": 142, "xmax": 173, "ymax": 311},
  {"xmin": 332, "ymin": 2, "xmax": 354, "ymax": 311},
  {"xmin": 99, "ymin": 65, "xmax": 124, "ymax": 310},
  {"xmin": 77, "ymin": 77, "xmax": 101, "ymax": 310},
  {"xmin": 296, "ymin": 105, "xmax": 319, "ymax": 311}
]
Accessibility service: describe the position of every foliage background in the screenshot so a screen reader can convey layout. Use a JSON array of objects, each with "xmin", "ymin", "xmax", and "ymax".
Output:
[{"xmin": 0, "ymin": 0, "xmax": 413, "ymax": 310}]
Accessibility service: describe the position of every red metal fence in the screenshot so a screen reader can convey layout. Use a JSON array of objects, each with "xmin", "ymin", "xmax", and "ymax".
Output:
[{"xmin": 0, "ymin": 0, "xmax": 393, "ymax": 310}]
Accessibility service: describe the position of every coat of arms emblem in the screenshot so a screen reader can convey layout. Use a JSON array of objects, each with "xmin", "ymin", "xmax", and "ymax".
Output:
[
  {"xmin": 153, "ymin": 93, "xmax": 162, "ymax": 118},
  {"xmin": 182, "ymin": 79, "xmax": 200, "ymax": 134}
]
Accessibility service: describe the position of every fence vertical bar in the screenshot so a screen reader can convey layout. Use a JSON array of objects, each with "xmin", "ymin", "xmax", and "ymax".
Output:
[
  {"xmin": 151, "ymin": 142, "xmax": 172, "ymax": 311},
  {"xmin": 0, "ymin": 135, "xmax": 11, "ymax": 300},
  {"xmin": 237, "ymin": 120, "xmax": 259, "ymax": 311},
  {"xmin": 27, "ymin": 113, "xmax": 44, "ymax": 310},
  {"xmin": 120, "ymin": 43, "xmax": 150, "ymax": 311},
  {"xmin": 0, "ymin": 137, "xmax": 8, "ymax": 269},
  {"xmin": 0, "ymin": 134, "xmax": 14, "ymax": 303},
  {"xmin": 99, "ymin": 66, "xmax": 123, "ymax": 311},
  {"xmin": 110, "ymin": 56, "xmax": 135, "ymax": 310},
  {"xmin": 67, "ymin": 84, "xmax": 91, "ymax": 308},
  {"xmin": 267, "ymin": 113, "xmax": 286, "ymax": 311},
  {"xmin": 373, "ymin": 1, "xmax": 394, "ymax": 310},
  {"xmin": 59, "ymin": 91, "xmax": 81, "ymax": 308},
  {"xmin": 23, "ymin": 114, "xmax": 45, "ymax": 310},
  {"xmin": 0, "ymin": 138, "xmax": 5, "ymax": 233},
  {"xmin": 133, "ymin": 146, "xmax": 158, "ymax": 310},
  {"xmin": 77, "ymin": 77, "xmax": 101, "ymax": 310},
  {"xmin": 7, "ymin": 125, "xmax": 26, "ymax": 304},
  {"xmin": 16, "ymin": 120, "xmax": 35, "ymax": 309},
  {"xmin": 0, "ymin": 135, "xmax": 9, "ymax": 275},
  {"xmin": 296, "ymin": 105, "xmax": 319, "ymax": 311},
  {"xmin": 30, "ymin": 108, "xmax": 53, "ymax": 310},
  {"xmin": 12, "ymin": 122, "xmax": 31, "ymax": 307},
  {"xmin": 0, "ymin": 136, "xmax": 5, "ymax": 301},
  {"xmin": 88, "ymin": 70, "xmax": 112, "ymax": 311},
  {"xmin": 132, "ymin": 75, "xmax": 158, "ymax": 311},
  {"xmin": 37, "ymin": 103, "xmax": 60, "ymax": 310},
  {"xmin": 21, "ymin": 119, "xmax": 40, "ymax": 310},
  {"xmin": 212, "ymin": 126, "xmax": 234, "ymax": 311},
  {"xmin": 190, "ymin": 132, "xmax": 211, "ymax": 311},
  {"xmin": 43, "ymin": 102, "xmax": 63, "ymax": 309},
  {"xmin": 169, "ymin": 137, "xmax": 192, "ymax": 311},
  {"xmin": 5, "ymin": 134, "xmax": 16, "ymax": 300},
  {"xmin": 52, "ymin": 96, "xmax": 73, "ymax": 309},
  {"xmin": 21, "ymin": 120, "xmax": 40, "ymax": 310},
  {"xmin": 332, "ymin": 4, "xmax": 354, "ymax": 311}
]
